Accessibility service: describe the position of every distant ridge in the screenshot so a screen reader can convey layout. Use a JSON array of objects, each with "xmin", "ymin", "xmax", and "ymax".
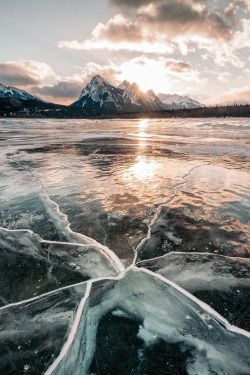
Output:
[
  {"xmin": 0, "ymin": 83, "xmax": 43, "ymax": 102},
  {"xmin": 0, "ymin": 76, "xmax": 205, "ymax": 113},
  {"xmin": 158, "ymin": 93, "xmax": 205, "ymax": 110}
]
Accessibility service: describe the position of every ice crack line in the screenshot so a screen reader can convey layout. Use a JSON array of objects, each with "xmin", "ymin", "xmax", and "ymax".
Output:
[
  {"xmin": 0, "ymin": 226, "xmax": 123, "ymax": 276},
  {"xmin": 0, "ymin": 234, "xmax": 249, "ymax": 375},
  {"xmin": 3, "ymin": 149, "xmax": 249, "ymax": 373},
  {"xmin": 135, "ymin": 250, "xmax": 250, "ymax": 266},
  {"xmin": 43, "ymin": 280, "xmax": 92, "ymax": 375},
  {"xmin": 4, "ymin": 154, "xmax": 125, "ymax": 273},
  {"xmin": 133, "ymin": 156, "xmax": 223, "ymax": 264},
  {"xmin": 42, "ymin": 265, "xmax": 250, "ymax": 375}
]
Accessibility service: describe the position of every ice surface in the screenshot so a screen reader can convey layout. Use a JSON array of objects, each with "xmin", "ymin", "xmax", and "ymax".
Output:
[
  {"xmin": 0, "ymin": 228, "xmax": 118, "ymax": 305},
  {"xmin": 0, "ymin": 118, "xmax": 249, "ymax": 374},
  {"xmin": 137, "ymin": 252, "xmax": 250, "ymax": 330},
  {"xmin": 0, "ymin": 283, "xmax": 87, "ymax": 375},
  {"xmin": 137, "ymin": 252, "xmax": 250, "ymax": 293},
  {"xmin": 44, "ymin": 268, "xmax": 250, "ymax": 375}
]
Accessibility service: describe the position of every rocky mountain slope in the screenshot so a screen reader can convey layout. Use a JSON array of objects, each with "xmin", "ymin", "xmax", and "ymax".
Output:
[
  {"xmin": 0, "ymin": 83, "xmax": 42, "ymax": 102},
  {"xmin": 158, "ymin": 93, "xmax": 205, "ymax": 110}
]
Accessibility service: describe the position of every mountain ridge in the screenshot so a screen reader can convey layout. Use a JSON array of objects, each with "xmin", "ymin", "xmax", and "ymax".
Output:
[
  {"xmin": 158, "ymin": 93, "xmax": 205, "ymax": 110},
  {"xmin": 0, "ymin": 76, "xmax": 205, "ymax": 112},
  {"xmin": 71, "ymin": 75, "xmax": 124, "ymax": 111},
  {"xmin": 0, "ymin": 83, "xmax": 43, "ymax": 102},
  {"xmin": 71, "ymin": 75, "xmax": 204, "ymax": 112}
]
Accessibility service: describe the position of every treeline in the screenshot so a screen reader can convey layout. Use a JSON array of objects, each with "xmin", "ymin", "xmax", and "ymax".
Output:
[
  {"xmin": 0, "ymin": 98, "xmax": 104, "ymax": 118},
  {"xmin": 0, "ymin": 98, "xmax": 249, "ymax": 119},
  {"xmin": 113, "ymin": 104, "xmax": 250, "ymax": 119}
]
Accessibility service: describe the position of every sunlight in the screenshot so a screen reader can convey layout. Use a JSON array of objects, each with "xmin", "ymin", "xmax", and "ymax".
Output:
[
  {"xmin": 119, "ymin": 58, "xmax": 172, "ymax": 93},
  {"xmin": 138, "ymin": 119, "xmax": 149, "ymax": 147},
  {"xmin": 138, "ymin": 118, "xmax": 149, "ymax": 135},
  {"xmin": 139, "ymin": 119, "xmax": 150, "ymax": 129},
  {"xmin": 125, "ymin": 155, "xmax": 156, "ymax": 182}
]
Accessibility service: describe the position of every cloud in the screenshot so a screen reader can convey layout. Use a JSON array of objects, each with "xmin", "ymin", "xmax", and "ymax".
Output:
[
  {"xmin": 118, "ymin": 56, "xmax": 202, "ymax": 93},
  {"xmin": 29, "ymin": 57, "xmax": 200, "ymax": 104},
  {"xmin": 191, "ymin": 17, "xmax": 250, "ymax": 68},
  {"xmin": 70, "ymin": 62, "xmax": 122, "ymax": 87},
  {"xmin": 110, "ymin": 0, "xmax": 235, "ymax": 40},
  {"xmin": 137, "ymin": 1, "xmax": 233, "ymax": 41},
  {"xmin": 58, "ymin": 14, "xmax": 175, "ymax": 54},
  {"xmin": 31, "ymin": 62, "xmax": 122, "ymax": 104},
  {"xmin": 33, "ymin": 81, "xmax": 83, "ymax": 100},
  {"xmin": 109, "ymin": 0, "xmax": 154, "ymax": 7},
  {"xmin": 218, "ymin": 72, "xmax": 231, "ymax": 82},
  {"xmin": 0, "ymin": 59, "xmax": 122, "ymax": 104},
  {"xmin": 59, "ymin": 0, "xmax": 248, "ymax": 70},
  {"xmin": 92, "ymin": 14, "xmax": 143, "ymax": 43},
  {"xmin": 205, "ymin": 86, "xmax": 250, "ymax": 105},
  {"xmin": 236, "ymin": 0, "xmax": 250, "ymax": 11},
  {"xmin": 0, "ymin": 59, "xmax": 56, "ymax": 87},
  {"xmin": 164, "ymin": 60, "xmax": 192, "ymax": 73},
  {"xmin": 109, "ymin": 0, "xmax": 212, "ymax": 8}
]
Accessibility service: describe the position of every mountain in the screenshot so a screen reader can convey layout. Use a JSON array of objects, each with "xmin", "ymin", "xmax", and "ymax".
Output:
[
  {"xmin": 72, "ymin": 75, "xmax": 205, "ymax": 113},
  {"xmin": 71, "ymin": 75, "xmax": 124, "ymax": 111},
  {"xmin": 0, "ymin": 77, "xmax": 205, "ymax": 114},
  {"xmin": 118, "ymin": 80, "xmax": 165, "ymax": 111},
  {"xmin": 71, "ymin": 76, "xmax": 165, "ymax": 112},
  {"xmin": 0, "ymin": 83, "xmax": 43, "ymax": 102},
  {"xmin": 158, "ymin": 93, "xmax": 204, "ymax": 109}
]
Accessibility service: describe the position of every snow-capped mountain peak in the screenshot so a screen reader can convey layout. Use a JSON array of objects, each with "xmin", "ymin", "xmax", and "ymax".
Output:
[
  {"xmin": 79, "ymin": 75, "xmax": 113, "ymax": 99},
  {"xmin": 118, "ymin": 81, "xmax": 164, "ymax": 111},
  {"xmin": 158, "ymin": 93, "xmax": 205, "ymax": 109},
  {"xmin": 118, "ymin": 80, "xmax": 131, "ymax": 90},
  {"xmin": 0, "ymin": 83, "xmax": 43, "ymax": 101},
  {"xmin": 120, "ymin": 81, "xmax": 141, "ymax": 106},
  {"xmin": 146, "ymin": 89, "xmax": 160, "ymax": 103},
  {"xmin": 92, "ymin": 74, "xmax": 104, "ymax": 81},
  {"xmin": 90, "ymin": 74, "xmax": 110, "ymax": 86},
  {"xmin": 73, "ymin": 75, "xmax": 124, "ymax": 111}
]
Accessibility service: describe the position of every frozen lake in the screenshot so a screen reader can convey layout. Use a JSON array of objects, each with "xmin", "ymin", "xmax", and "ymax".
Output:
[{"xmin": 0, "ymin": 118, "xmax": 250, "ymax": 375}]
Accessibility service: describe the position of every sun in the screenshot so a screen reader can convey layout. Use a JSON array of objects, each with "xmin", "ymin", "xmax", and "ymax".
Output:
[{"xmin": 119, "ymin": 57, "xmax": 172, "ymax": 94}]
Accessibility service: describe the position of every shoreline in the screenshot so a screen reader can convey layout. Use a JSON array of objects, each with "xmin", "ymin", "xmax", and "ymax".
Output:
[
  {"xmin": 1, "ymin": 114, "xmax": 250, "ymax": 120},
  {"xmin": 1, "ymin": 102, "xmax": 250, "ymax": 120}
]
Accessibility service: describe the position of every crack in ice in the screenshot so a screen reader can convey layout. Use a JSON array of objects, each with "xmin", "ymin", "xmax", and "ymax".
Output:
[
  {"xmin": 133, "ymin": 157, "xmax": 223, "ymax": 264},
  {"xmin": 4, "ymin": 154, "xmax": 125, "ymax": 273},
  {"xmin": 2, "ymin": 147, "xmax": 249, "ymax": 375},
  {"xmin": 42, "ymin": 264, "xmax": 250, "ymax": 375}
]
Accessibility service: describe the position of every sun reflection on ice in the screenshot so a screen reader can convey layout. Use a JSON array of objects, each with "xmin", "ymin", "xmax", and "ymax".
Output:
[
  {"xmin": 122, "ymin": 120, "xmax": 155, "ymax": 182},
  {"xmin": 137, "ymin": 119, "xmax": 149, "ymax": 152},
  {"xmin": 138, "ymin": 119, "xmax": 149, "ymax": 139},
  {"xmin": 125, "ymin": 155, "xmax": 156, "ymax": 182},
  {"xmin": 125, "ymin": 119, "xmax": 156, "ymax": 182},
  {"xmin": 139, "ymin": 118, "xmax": 150, "ymax": 129}
]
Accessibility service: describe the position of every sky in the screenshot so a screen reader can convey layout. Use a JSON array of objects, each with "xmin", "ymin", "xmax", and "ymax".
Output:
[{"xmin": 0, "ymin": 0, "xmax": 250, "ymax": 105}]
